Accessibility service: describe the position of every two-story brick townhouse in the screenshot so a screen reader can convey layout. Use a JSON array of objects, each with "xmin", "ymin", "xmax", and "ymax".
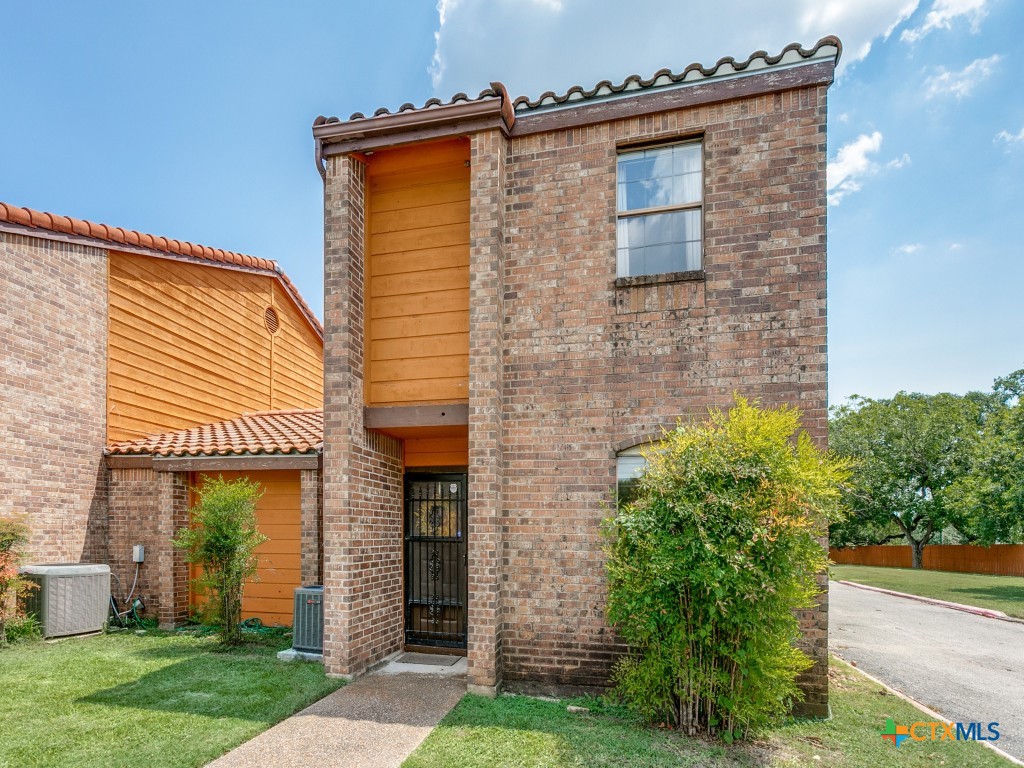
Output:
[{"xmin": 312, "ymin": 36, "xmax": 840, "ymax": 715}]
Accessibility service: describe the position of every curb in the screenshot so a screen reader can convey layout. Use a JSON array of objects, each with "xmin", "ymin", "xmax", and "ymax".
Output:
[
  {"xmin": 835, "ymin": 655, "xmax": 1024, "ymax": 767},
  {"xmin": 834, "ymin": 580, "xmax": 1024, "ymax": 622}
]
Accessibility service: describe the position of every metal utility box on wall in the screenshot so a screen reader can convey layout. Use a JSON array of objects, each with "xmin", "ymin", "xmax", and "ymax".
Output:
[
  {"xmin": 22, "ymin": 563, "xmax": 110, "ymax": 638},
  {"xmin": 292, "ymin": 586, "xmax": 324, "ymax": 654}
]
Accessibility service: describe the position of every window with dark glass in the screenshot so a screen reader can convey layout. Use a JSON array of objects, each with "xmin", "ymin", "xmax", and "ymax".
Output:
[{"xmin": 616, "ymin": 141, "xmax": 703, "ymax": 277}]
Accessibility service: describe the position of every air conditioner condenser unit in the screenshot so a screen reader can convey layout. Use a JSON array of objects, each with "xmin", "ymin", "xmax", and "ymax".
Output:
[
  {"xmin": 21, "ymin": 563, "xmax": 111, "ymax": 638},
  {"xmin": 292, "ymin": 585, "xmax": 324, "ymax": 654}
]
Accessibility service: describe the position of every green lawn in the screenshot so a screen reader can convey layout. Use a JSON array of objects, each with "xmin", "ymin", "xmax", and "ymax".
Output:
[
  {"xmin": 0, "ymin": 629, "xmax": 343, "ymax": 768},
  {"xmin": 831, "ymin": 564, "xmax": 1024, "ymax": 618},
  {"xmin": 403, "ymin": 658, "xmax": 1012, "ymax": 767}
]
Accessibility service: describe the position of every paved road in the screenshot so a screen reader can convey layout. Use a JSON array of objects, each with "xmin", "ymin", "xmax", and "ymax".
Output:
[{"xmin": 830, "ymin": 581, "xmax": 1024, "ymax": 761}]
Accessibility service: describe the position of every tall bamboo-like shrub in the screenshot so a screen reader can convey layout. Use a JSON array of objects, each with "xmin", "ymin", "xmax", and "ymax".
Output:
[
  {"xmin": 605, "ymin": 397, "xmax": 848, "ymax": 739},
  {"xmin": 0, "ymin": 517, "xmax": 36, "ymax": 647},
  {"xmin": 174, "ymin": 476, "xmax": 266, "ymax": 646}
]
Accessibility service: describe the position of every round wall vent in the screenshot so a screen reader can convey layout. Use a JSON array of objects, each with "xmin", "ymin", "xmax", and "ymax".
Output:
[{"xmin": 264, "ymin": 306, "xmax": 280, "ymax": 334}]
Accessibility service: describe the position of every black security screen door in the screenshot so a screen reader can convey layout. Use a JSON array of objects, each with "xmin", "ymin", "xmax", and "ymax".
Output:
[{"xmin": 404, "ymin": 473, "xmax": 468, "ymax": 648}]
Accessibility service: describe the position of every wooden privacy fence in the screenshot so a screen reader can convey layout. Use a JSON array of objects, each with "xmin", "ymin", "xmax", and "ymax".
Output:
[{"xmin": 830, "ymin": 544, "xmax": 1024, "ymax": 577}]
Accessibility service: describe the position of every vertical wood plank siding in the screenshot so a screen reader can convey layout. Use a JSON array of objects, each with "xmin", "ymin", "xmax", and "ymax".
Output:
[
  {"xmin": 107, "ymin": 252, "xmax": 323, "ymax": 441},
  {"xmin": 365, "ymin": 139, "xmax": 471, "ymax": 406}
]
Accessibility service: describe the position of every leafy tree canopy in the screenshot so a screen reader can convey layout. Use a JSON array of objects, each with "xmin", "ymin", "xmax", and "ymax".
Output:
[
  {"xmin": 829, "ymin": 392, "xmax": 982, "ymax": 567},
  {"xmin": 949, "ymin": 369, "xmax": 1024, "ymax": 545}
]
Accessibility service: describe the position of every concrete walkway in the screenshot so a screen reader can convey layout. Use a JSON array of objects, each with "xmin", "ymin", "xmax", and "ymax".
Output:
[{"xmin": 207, "ymin": 667, "xmax": 466, "ymax": 768}]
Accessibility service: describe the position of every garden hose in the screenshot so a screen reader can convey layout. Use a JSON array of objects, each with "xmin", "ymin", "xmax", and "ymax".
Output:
[{"xmin": 176, "ymin": 618, "xmax": 290, "ymax": 637}]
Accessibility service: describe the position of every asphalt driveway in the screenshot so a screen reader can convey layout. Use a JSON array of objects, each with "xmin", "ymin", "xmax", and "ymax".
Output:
[{"xmin": 830, "ymin": 580, "xmax": 1024, "ymax": 760}]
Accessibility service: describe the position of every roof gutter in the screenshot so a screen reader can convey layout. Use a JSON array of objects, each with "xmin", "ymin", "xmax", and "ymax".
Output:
[
  {"xmin": 315, "ymin": 135, "xmax": 327, "ymax": 181},
  {"xmin": 106, "ymin": 452, "xmax": 321, "ymax": 471},
  {"xmin": 510, "ymin": 58, "xmax": 837, "ymax": 138},
  {"xmin": 312, "ymin": 82, "xmax": 515, "ymax": 163}
]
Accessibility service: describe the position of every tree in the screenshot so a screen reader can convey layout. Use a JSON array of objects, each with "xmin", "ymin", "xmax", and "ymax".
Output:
[
  {"xmin": 0, "ymin": 517, "xmax": 36, "ymax": 647},
  {"xmin": 829, "ymin": 392, "xmax": 981, "ymax": 568},
  {"xmin": 605, "ymin": 397, "xmax": 848, "ymax": 738},
  {"xmin": 950, "ymin": 369, "xmax": 1024, "ymax": 545},
  {"xmin": 174, "ymin": 476, "xmax": 267, "ymax": 646}
]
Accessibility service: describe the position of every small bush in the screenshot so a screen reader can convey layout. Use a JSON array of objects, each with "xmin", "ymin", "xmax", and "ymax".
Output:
[
  {"xmin": 605, "ymin": 397, "xmax": 848, "ymax": 739},
  {"xmin": 4, "ymin": 614, "xmax": 41, "ymax": 644},
  {"xmin": 0, "ymin": 517, "xmax": 37, "ymax": 648},
  {"xmin": 173, "ymin": 476, "xmax": 266, "ymax": 646}
]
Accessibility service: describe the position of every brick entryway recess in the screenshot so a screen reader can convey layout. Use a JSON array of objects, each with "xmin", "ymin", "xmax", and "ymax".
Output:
[{"xmin": 206, "ymin": 672, "xmax": 464, "ymax": 768}]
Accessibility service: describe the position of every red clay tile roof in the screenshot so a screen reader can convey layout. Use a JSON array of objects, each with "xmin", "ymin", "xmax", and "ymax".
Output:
[
  {"xmin": 511, "ymin": 37, "xmax": 842, "ymax": 112},
  {"xmin": 0, "ymin": 201, "xmax": 323, "ymax": 339},
  {"xmin": 316, "ymin": 37, "xmax": 842, "ymax": 125},
  {"xmin": 105, "ymin": 409, "xmax": 323, "ymax": 458},
  {"xmin": 323, "ymin": 86, "xmax": 506, "ymax": 124}
]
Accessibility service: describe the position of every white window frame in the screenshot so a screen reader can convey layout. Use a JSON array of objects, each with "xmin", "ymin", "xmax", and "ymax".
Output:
[
  {"xmin": 616, "ymin": 443, "xmax": 658, "ymax": 505},
  {"xmin": 615, "ymin": 139, "xmax": 704, "ymax": 278}
]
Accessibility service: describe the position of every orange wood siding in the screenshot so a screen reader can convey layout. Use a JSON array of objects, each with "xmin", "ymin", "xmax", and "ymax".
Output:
[
  {"xmin": 189, "ymin": 470, "xmax": 301, "ymax": 626},
  {"xmin": 405, "ymin": 434, "xmax": 469, "ymax": 468},
  {"xmin": 107, "ymin": 252, "xmax": 323, "ymax": 442},
  {"xmin": 366, "ymin": 139, "xmax": 470, "ymax": 406}
]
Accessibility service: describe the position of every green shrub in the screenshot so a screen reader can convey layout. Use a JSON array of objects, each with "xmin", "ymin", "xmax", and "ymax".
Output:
[
  {"xmin": 0, "ymin": 517, "xmax": 36, "ymax": 648},
  {"xmin": 173, "ymin": 476, "xmax": 267, "ymax": 646},
  {"xmin": 3, "ymin": 614, "xmax": 41, "ymax": 644},
  {"xmin": 605, "ymin": 397, "xmax": 849, "ymax": 739}
]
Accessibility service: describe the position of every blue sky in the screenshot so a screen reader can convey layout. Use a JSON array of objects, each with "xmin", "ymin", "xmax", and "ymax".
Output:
[{"xmin": 3, "ymin": 1, "xmax": 1021, "ymax": 404}]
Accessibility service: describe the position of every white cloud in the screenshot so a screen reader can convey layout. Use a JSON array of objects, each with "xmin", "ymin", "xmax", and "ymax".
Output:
[
  {"xmin": 924, "ymin": 54, "xmax": 1000, "ymax": 99},
  {"xmin": 887, "ymin": 153, "xmax": 911, "ymax": 169},
  {"xmin": 799, "ymin": 0, "xmax": 919, "ymax": 62},
  {"xmin": 995, "ymin": 126, "xmax": 1024, "ymax": 148},
  {"xmin": 894, "ymin": 243, "xmax": 923, "ymax": 254},
  {"xmin": 429, "ymin": 0, "xmax": 923, "ymax": 100},
  {"xmin": 901, "ymin": 0, "xmax": 990, "ymax": 43},
  {"xmin": 828, "ymin": 131, "xmax": 884, "ymax": 205},
  {"xmin": 429, "ymin": 0, "xmax": 460, "ymax": 90},
  {"xmin": 950, "ymin": 242, "xmax": 963, "ymax": 250}
]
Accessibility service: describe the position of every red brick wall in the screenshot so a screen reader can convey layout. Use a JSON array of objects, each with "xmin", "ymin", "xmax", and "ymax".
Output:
[
  {"xmin": 497, "ymin": 87, "xmax": 830, "ymax": 712},
  {"xmin": 340, "ymin": 432, "xmax": 404, "ymax": 670},
  {"xmin": 107, "ymin": 467, "xmax": 190, "ymax": 627},
  {"xmin": 0, "ymin": 231, "xmax": 109, "ymax": 563},
  {"xmin": 300, "ymin": 467, "xmax": 323, "ymax": 586}
]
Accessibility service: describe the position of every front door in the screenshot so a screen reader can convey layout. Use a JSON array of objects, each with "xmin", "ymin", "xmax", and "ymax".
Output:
[{"xmin": 404, "ymin": 472, "xmax": 468, "ymax": 649}]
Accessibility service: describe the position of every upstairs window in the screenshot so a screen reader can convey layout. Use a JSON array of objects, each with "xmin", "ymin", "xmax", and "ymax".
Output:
[{"xmin": 616, "ymin": 141, "xmax": 703, "ymax": 277}]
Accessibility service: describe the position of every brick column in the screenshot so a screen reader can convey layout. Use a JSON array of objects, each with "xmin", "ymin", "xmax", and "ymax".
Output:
[
  {"xmin": 794, "ymin": 568, "xmax": 830, "ymax": 717},
  {"xmin": 322, "ymin": 155, "xmax": 405, "ymax": 674},
  {"xmin": 793, "ymin": 85, "xmax": 831, "ymax": 718},
  {"xmin": 106, "ymin": 466, "xmax": 188, "ymax": 627},
  {"xmin": 156, "ymin": 471, "xmax": 190, "ymax": 628},
  {"xmin": 323, "ymin": 152, "xmax": 364, "ymax": 678},
  {"xmin": 466, "ymin": 129, "xmax": 507, "ymax": 694},
  {"xmin": 300, "ymin": 467, "xmax": 322, "ymax": 585}
]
